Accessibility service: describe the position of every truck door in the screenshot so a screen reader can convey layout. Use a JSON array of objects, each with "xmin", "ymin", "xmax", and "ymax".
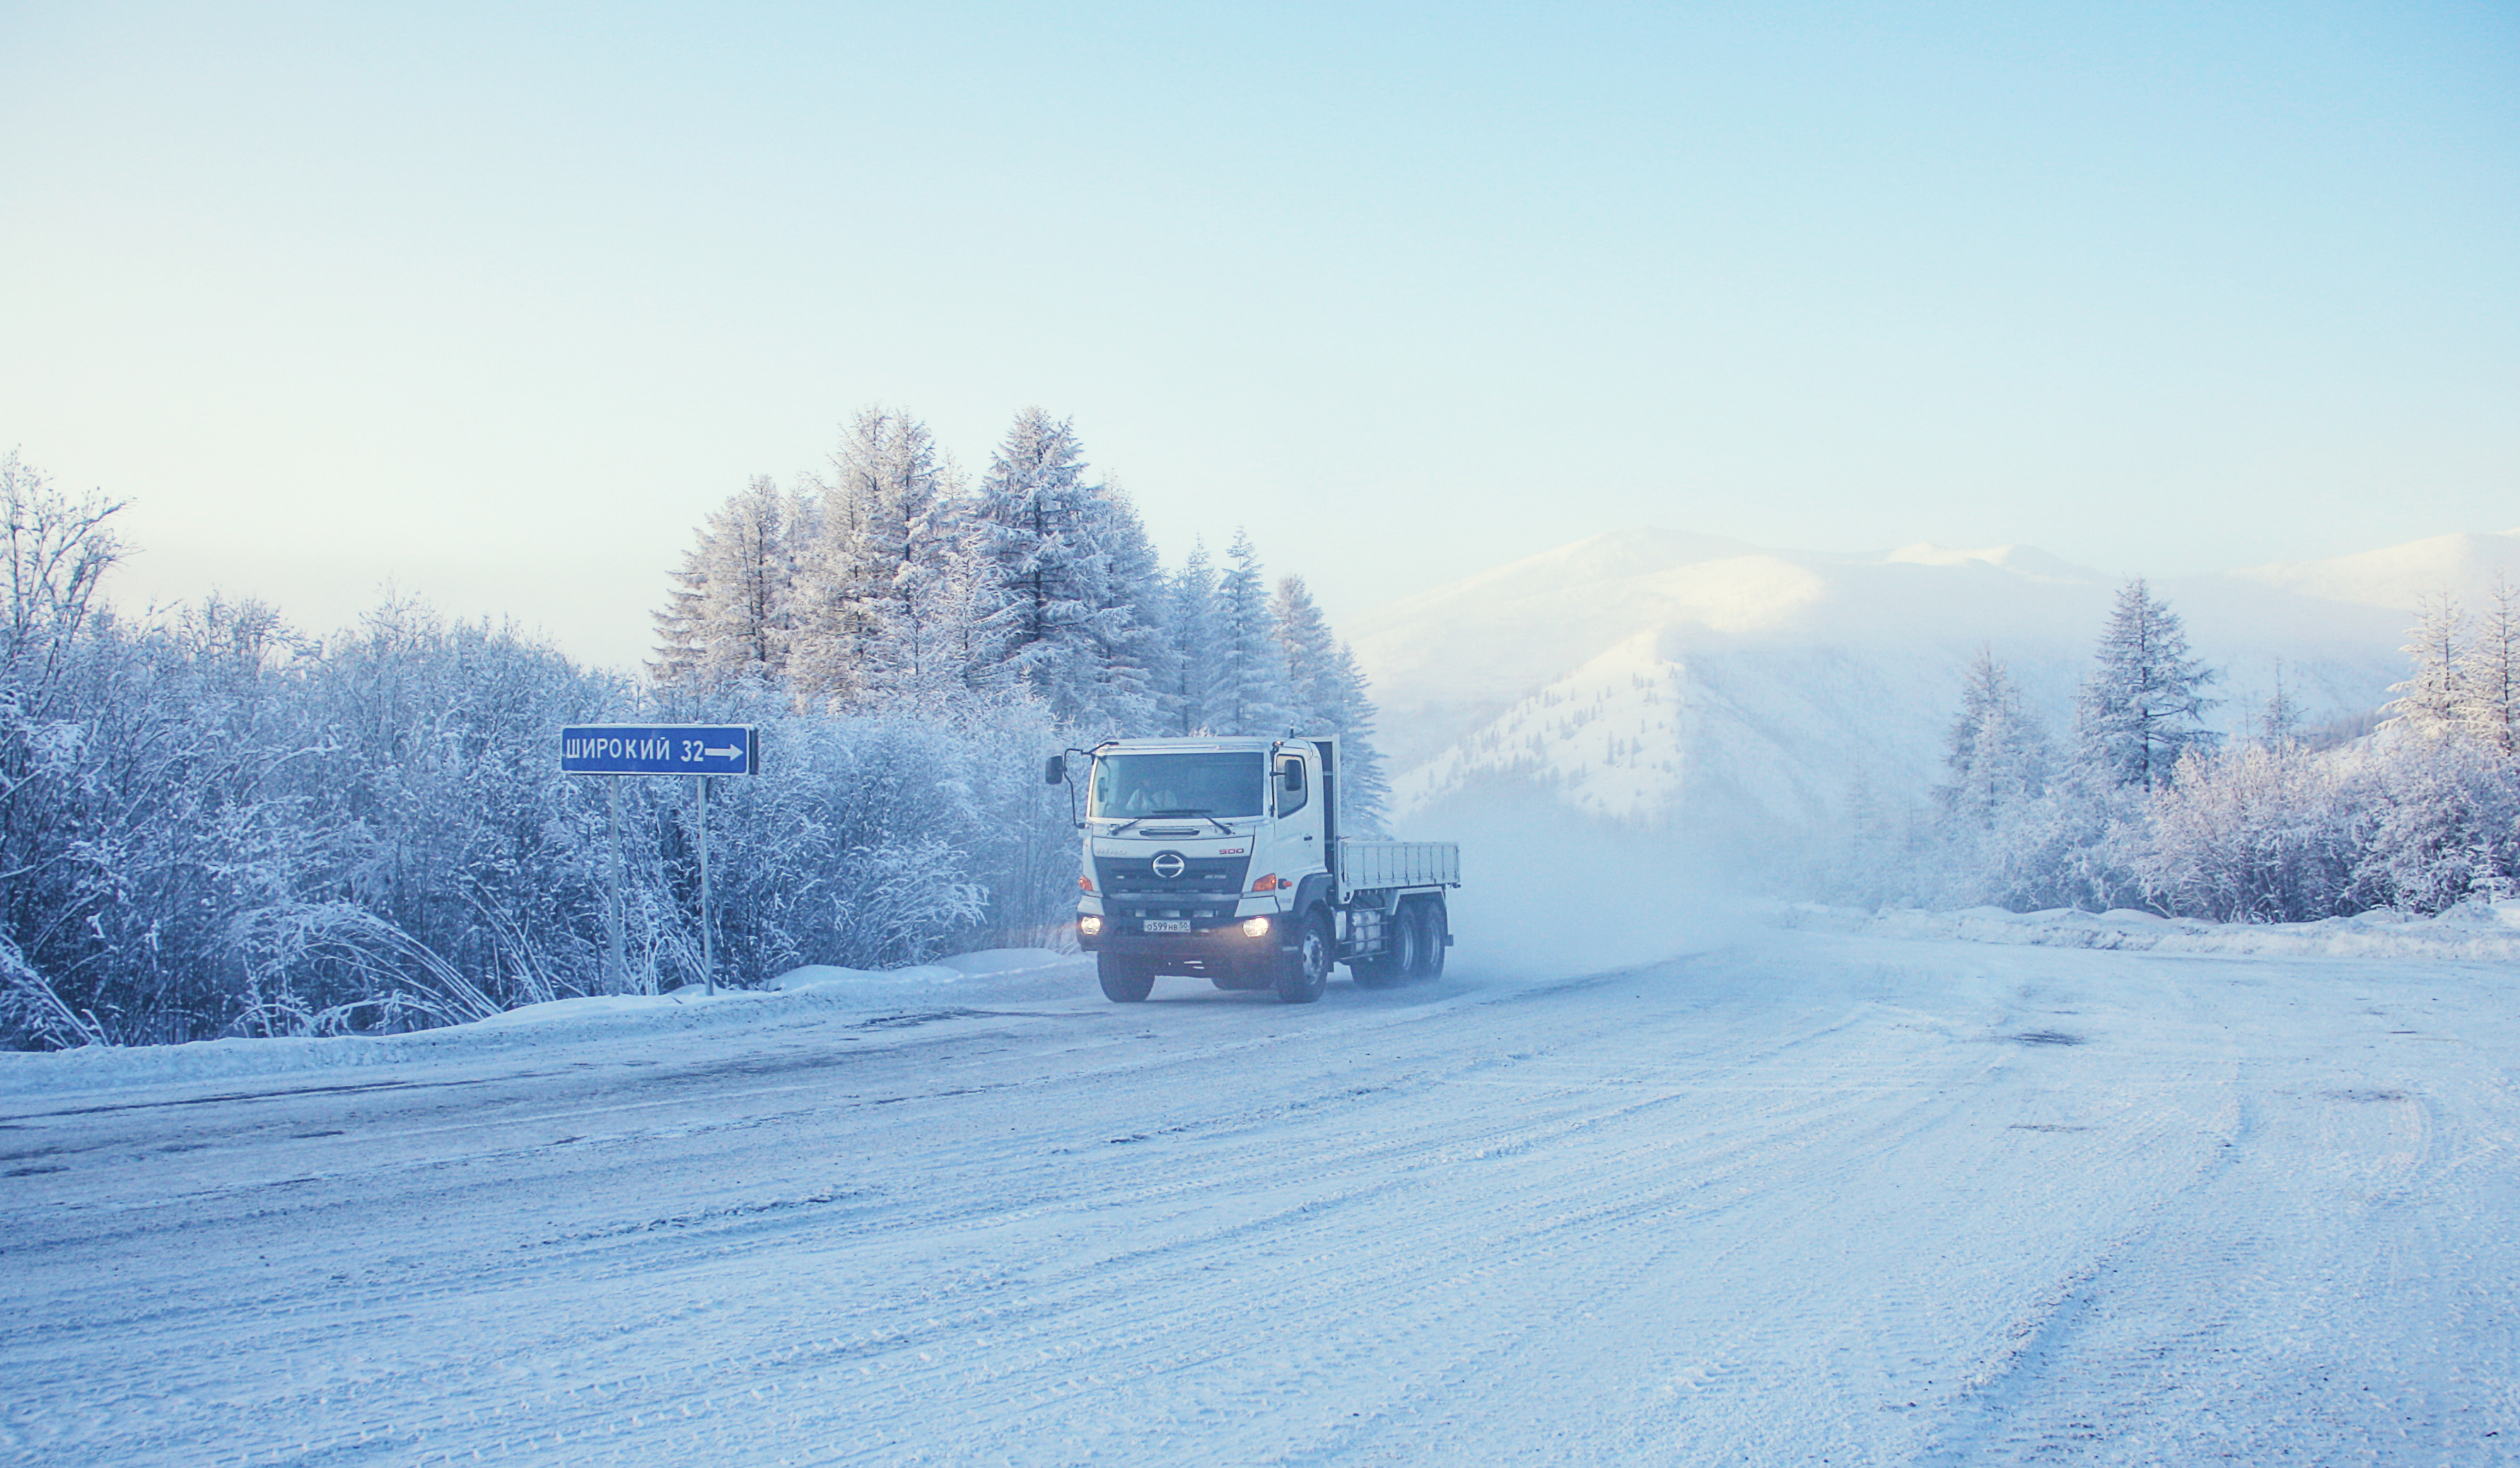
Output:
[{"xmin": 1270, "ymin": 748, "xmax": 1326, "ymax": 885}]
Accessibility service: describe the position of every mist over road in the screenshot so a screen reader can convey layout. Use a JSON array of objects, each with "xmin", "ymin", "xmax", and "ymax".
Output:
[{"xmin": 4, "ymin": 931, "xmax": 2513, "ymax": 1464}]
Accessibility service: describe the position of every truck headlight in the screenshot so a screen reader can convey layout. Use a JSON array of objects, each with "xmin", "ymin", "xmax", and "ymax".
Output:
[
  {"xmin": 1079, "ymin": 915, "xmax": 1103, "ymax": 937},
  {"xmin": 1240, "ymin": 916, "xmax": 1271, "ymax": 938}
]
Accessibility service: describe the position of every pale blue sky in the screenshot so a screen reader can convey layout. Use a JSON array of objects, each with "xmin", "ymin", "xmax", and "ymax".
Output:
[{"xmin": 3, "ymin": 1, "xmax": 2513, "ymax": 668}]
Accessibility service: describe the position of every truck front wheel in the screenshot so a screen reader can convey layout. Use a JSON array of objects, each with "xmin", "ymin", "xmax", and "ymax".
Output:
[
  {"xmin": 1097, "ymin": 952, "xmax": 1155, "ymax": 1003},
  {"xmin": 1274, "ymin": 911, "xmax": 1332, "ymax": 1004}
]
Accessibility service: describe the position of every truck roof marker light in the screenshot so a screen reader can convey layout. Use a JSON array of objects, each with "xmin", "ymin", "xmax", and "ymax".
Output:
[{"xmin": 1252, "ymin": 873, "xmax": 1281, "ymax": 892}]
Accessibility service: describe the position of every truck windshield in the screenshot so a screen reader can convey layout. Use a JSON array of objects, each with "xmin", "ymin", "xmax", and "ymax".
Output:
[{"xmin": 1090, "ymin": 752, "xmax": 1266, "ymax": 820}]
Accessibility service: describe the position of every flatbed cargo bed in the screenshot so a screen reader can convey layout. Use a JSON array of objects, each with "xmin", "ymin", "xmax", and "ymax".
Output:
[{"xmin": 1338, "ymin": 839, "xmax": 1461, "ymax": 899}]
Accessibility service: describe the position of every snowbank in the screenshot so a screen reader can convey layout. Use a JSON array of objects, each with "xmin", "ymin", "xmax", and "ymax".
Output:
[
  {"xmin": 1775, "ymin": 899, "xmax": 2520, "ymax": 961},
  {"xmin": 0, "ymin": 948, "xmax": 1092, "ymax": 1099}
]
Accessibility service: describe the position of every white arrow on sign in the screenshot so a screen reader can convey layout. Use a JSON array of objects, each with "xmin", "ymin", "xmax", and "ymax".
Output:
[{"xmin": 704, "ymin": 745, "xmax": 743, "ymax": 759}]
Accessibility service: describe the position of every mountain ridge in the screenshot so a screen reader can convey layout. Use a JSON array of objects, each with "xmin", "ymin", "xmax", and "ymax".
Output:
[{"xmin": 1357, "ymin": 525, "xmax": 2468, "ymax": 833}]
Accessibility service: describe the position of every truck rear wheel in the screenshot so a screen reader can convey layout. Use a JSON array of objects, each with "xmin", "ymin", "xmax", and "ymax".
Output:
[
  {"xmin": 1274, "ymin": 911, "xmax": 1331, "ymax": 1004},
  {"xmin": 1355, "ymin": 904, "xmax": 1417, "ymax": 989},
  {"xmin": 1415, "ymin": 897, "xmax": 1448, "ymax": 981},
  {"xmin": 1097, "ymin": 952, "xmax": 1155, "ymax": 1003}
]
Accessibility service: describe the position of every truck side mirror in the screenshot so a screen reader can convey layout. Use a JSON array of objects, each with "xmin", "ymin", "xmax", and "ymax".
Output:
[
  {"xmin": 1044, "ymin": 755, "xmax": 1067, "ymax": 786},
  {"xmin": 1281, "ymin": 758, "xmax": 1305, "ymax": 793}
]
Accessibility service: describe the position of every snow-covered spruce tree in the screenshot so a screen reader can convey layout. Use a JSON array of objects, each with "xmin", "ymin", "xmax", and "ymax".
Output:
[
  {"xmin": 1155, "ymin": 540, "xmax": 1220, "ymax": 734},
  {"xmin": 2383, "ymin": 592, "xmax": 2467, "ymax": 740},
  {"xmin": 651, "ymin": 475, "xmax": 801, "ymax": 691},
  {"xmin": 1207, "ymin": 530, "xmax": 1295, "ymax": 737},
  {"xmin": 1273, "ymin": 574, "xmax": 1391, "ymax": 832},
  {"xmin": 2458, "ymin": 577, "xmax": 2520, "ymax": 755},
  {"xmin": 2077, "ymin": 578, "xmax": 2219, "ymax": 793},
  {"xmin": 968, "ymin": 409, "xmax": 1155, "ymax": 733}
]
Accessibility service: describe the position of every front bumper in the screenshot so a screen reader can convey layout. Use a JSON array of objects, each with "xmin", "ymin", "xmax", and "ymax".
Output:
[{"xmin": 1076, "ymin": 911, "xmax": 1286, "ymax": 963}]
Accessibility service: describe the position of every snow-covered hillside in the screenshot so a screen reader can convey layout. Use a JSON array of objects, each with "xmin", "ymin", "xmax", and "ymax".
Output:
[
  {"xmin": 1353, "ymin": 528, "xmax": 2422, "ymax": 834},
  {"xmin": 2234, "ymin": 528, "xmax": 2520, "ymax": 611}
]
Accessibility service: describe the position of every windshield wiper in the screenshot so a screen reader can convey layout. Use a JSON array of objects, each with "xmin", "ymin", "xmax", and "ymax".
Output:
[{"xmin": 1111, "ymin": 809, "xmax": 1238, "ymax": 837}]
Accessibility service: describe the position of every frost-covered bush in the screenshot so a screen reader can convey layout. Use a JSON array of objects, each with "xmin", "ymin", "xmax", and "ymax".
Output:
[
  {"xmin": 0, "ymin": 557, "xmax": 1082, "ymax": 1046},
  {"xmin": 1874, "ymin": 583, "xmax": 2520, "ymax": 925},
  {"xmin": 2347, "ymin": 735, "xmax": 2520, "ymax": 913},
  {"xmin": 2135, "ymin": 744, "xmax": 2369, "ymax": 922},
  {"xmin": 0, "ymin": 420, "xmax": 1394, "ymax": 1047}
]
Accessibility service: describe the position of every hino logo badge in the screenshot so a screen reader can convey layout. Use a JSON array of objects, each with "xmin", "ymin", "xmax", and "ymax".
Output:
[{"xmin": 1150, "ymin": 851, "xmax": 1187, "ymax": 880}]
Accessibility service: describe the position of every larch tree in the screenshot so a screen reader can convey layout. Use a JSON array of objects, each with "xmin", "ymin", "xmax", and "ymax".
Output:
[
  {"xmin": 2384, "ymin": 592, "xmax": 2468, "ymax": 741},
  {"xmin": 2077, "ymin": 578, "xmax": 2219, "ymax": 793},
  {"xmin": 820, "ymin": 408, "xmax": 969, "ymax": 708},
  {"xmin": 1273, "ymin": 574, "xmax": 1392, "ymax": 832},
  {"xmin": 1206, "ymin": 530, "xmax": 1294, "ymax": 737},
  {"xmin": 1939, "ymin": 645, "xmax": 2052, "ymax": 829},
  {"xmin": 969, "ymin": 409, "xmax": 1147, "ymax": 732},
  {"xmin": 2458, "ymin": 577, "xmax": 2519, "ymax": 755},
  {"xmin": 1078, "ymin": 478, "xmax": 1163, "ymax": 734},
  {"xmin": 1155, "ymin": 542, "xmax": 1220, "ymax": 735},
  {"xmin": 2256, "ymin": 660, "xmax": 2303, "ymax": 748},
  {"xmin": 650, "ymin": 474, "xmax": 799, "ymax": 691}
]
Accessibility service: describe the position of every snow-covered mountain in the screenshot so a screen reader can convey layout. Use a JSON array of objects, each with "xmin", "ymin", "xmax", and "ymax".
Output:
[
  {"xmin": 2234, "ymin": 529, "xmax": 2520, "ymax": 612},
  {"xmin": 1353, "ymin": 528, "xmax": 2431, "ymax": 834}
]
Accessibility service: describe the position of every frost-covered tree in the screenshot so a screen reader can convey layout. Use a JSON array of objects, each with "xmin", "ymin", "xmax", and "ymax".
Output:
[
  {"xmin": 2255, "ymin": 660, "xmax": 2304, "ymax": 748},
  {"xmin": 788, "ymin": 408, "xmax": 972, "ymax": 709},
  {"xmin": 968, "ymin": 409, "xmax": 1154, "ymax": 732},
  {"xmin": 2458, "ymin": 577, "xmax": 2520, "ymax": 755},
  {"xmin": 1155, "ymin": 541, "xmax": 1220, "ymax": 735},
  {"xmin": 1085, "ymin": 481, "xmax": 1167, "ymax": 734},
  {"xmin": 1207, "ymin": 530, "xmax": 1293, "ymax": 736},
  {"xmin": 651, "ymin": 475, "xmax": 800, "ymax": 689},
  {"xmin": 2383, "ymin": 592, "xmax": 2467, "ymax": 741},
  {"xmin": 1273, "ymin": 574, "xmax": 1391, "ymax": 832},
  {"xmin": 0, "ymin": 449, "xmax": 124, "ymax": 693},
  {"xmin": 1937, "ymin": 646, "xmax": 2053, "ymax": 830},
  {"xmin": 2077, "ymin": 578, "xmax": 2219, "ymax": 793}
]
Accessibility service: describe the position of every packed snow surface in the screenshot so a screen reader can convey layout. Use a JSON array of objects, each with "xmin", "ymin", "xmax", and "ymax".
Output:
[{"xmin": 4, "ymin": 921, "xmax": 2515, "ymax": 1464}]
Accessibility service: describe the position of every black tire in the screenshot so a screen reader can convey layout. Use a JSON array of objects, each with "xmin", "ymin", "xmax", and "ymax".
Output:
[
  {"xmin": 1273, "ymin": 910, "xmax": 1333, "ymax": 1004},
  {"xmin": 1353, "ymin": 904, "xmax": 1415, "ymax": 989},
  {"xmin": 1416, "ymin": 897, "xmax": 1448, "ymax": 981},
  {"xmin": 1097, "ymin": 951, "xmax": 1155, "ymax": 1003}
]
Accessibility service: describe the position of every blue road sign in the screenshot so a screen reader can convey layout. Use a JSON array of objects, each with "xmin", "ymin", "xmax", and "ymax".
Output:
[{"xmin": 561, "ymin": 724, "xmax": 759, "ymax": 776}]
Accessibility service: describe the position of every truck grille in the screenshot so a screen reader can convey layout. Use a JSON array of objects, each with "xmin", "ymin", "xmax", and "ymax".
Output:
[{"xmin": 1095, "ymin": 852, "xmax": 1251, "ymax": 897}]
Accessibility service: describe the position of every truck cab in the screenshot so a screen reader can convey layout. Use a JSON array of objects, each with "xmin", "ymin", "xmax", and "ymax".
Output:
[{"xmin": 1049, "ymin": 735, "xmax": 1458, "ymax": 1005}]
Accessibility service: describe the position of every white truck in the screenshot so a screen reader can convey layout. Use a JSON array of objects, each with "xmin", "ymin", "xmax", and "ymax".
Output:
[{"xmin": 1045, "ymin": 735, "xmax": 1461, "ymax": 1004}]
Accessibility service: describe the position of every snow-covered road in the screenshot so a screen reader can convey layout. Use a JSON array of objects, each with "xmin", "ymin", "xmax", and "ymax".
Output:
[{"xmin": 4, "ymin": 929, "xmax": 2515, "ymax": 1464}]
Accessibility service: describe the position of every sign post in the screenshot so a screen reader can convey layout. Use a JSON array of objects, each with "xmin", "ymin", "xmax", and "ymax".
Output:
[{"xmin": 561, "ymin": 724, "xmax": 759, "ymax": 996}]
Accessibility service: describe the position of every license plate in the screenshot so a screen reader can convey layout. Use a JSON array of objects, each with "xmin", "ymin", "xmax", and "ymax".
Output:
[{"xmin": 1143, "ymin": 919, "xmax": 1191, "ymax": 933}]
